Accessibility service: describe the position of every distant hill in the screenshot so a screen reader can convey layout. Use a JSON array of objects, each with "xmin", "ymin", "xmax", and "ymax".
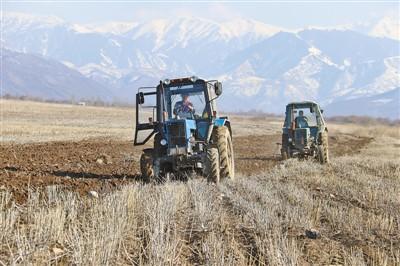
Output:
[
  {"xmin": 325, "ymin": 88, "xmax": 400, "ymax": 120},
  {"xmin": 1, "ymin": 49, "xmax": 114, "ymax": 102}
]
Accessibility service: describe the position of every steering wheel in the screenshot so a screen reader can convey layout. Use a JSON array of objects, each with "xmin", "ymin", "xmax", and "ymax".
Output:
[{"xmin": 176, "ymin": 109, "xmax": 195, "ymax": 119}]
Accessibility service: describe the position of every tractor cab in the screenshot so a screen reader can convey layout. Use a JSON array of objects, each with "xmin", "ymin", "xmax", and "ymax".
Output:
[
  {"xmin": 134, "ymin": 76, "xmax": 222, "ymax": 147},
  {"xmin": 134, "ymin": 76, "xmax": 234, "ymax": 182},
  {"xmin": 281, "ymin": 101, "xmax": 329, "ymax": 163},
  {"xmin": 284, "ymin": 102, "xmax": 326, "ymax": 149},
  {"xmin": 162, "ymin": 78, "xmax": 220, "ymax": 149}
]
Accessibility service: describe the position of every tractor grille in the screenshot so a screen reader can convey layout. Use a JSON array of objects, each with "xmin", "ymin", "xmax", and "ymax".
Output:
[
  {"xmin": 295, "ymin": 128, "xmax": 309, "ymax": 146},
  {"xmin": 167, "ymin": 122, "xmax": 186, "ymax": 147}
]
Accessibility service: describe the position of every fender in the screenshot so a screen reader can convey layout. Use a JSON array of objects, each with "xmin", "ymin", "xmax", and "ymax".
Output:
[
  {"xmin": 214, "ymin": 117, "xmax": 232, "ymax": 137},
  {"xmin": 213, "ymin": 118, "xmax": 226, "ymax": 127}
]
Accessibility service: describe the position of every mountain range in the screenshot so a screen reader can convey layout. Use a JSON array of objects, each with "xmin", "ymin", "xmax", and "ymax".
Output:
[
  {"xmin": 1, "ymin": 48, "xmax": 113, "ymax": 101},
  {"xmin": 2, "ymin": 12, "xmax": 399, "ymax": 119}
]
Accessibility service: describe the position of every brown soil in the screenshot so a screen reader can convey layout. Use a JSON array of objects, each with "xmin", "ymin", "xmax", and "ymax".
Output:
[{"xmin": 0, "ymin": 134, "xmax": 372, "ymax": 203}]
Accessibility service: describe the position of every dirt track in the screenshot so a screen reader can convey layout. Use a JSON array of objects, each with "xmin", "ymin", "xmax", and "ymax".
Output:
[{"xmin": 0, "ymin": 134, "xmax": 372, "ymax": 203}]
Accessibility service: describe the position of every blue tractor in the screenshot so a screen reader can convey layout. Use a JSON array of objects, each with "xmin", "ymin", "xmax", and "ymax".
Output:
[
  {"xmin": 281, "ymin": 101, "xmax": 329, "ymax": 164},
  {"xmin": 134, "ymin": 76, "xmax": 235, "ymax": 183}
]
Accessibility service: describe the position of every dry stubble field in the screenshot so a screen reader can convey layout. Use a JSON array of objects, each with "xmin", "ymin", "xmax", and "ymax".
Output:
[{"xmin": 0, "ymin": 99, "xmax": 399, "ymax": 265}]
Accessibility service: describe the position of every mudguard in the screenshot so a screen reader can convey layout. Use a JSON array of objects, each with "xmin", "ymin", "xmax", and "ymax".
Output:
[
  {"xmin": 214, "ymin": 118, "xmax": 226, "ymax": 127},
  {"xmin": 214, "ymin": 117, "xmax": 232, "ymax": 137}
]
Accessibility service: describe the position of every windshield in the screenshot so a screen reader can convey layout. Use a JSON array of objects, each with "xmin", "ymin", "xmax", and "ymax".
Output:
[
  {"xmin": 165, "ymin": 84, "xmax": 208, "ymax": 120},
  {"xmin": 293, "ymin": 107, "xmax": 317, "ymax": 128}
]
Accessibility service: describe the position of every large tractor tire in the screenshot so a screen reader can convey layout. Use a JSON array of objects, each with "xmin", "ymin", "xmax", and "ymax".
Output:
[
  {"xmin": 318, "ymin": 132, "xmax": 329, "ymax": 164},
  {"xmin": 203, "ymin": 147, "xmax": 220, "ymax": 184},
  {"xmin": 214, "ymin": 126, "xmax": 235, "ymax": 180},
  {"xmin": 140, "ymin": 149, "xmax": 154, "ymax": 182}
]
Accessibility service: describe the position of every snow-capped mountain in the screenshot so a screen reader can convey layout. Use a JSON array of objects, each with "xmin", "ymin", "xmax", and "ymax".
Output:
[
  {"xmin": 1, "ymin": 49, "xmax": 114, "ymax": 101},
  {"xmin": 2, "ymin": 12, "xmax": 284, "ymax": 99},
  {"xmin": 2, "ymin": 12, "xmax": 399, "ymax": 118},
  {"xmin": 370, "ymin": 13, "xmax": 400, "ymax": 41},
  {"xmin": 215, "ymin": 29, "xmax": 399, "ymax": 113},
  {"xmin": 2, "ymin": 13, "xmax": 282, "ymax": 69},
  {"xmin": 2, "ymin": 12, "xmax": 66, "ymax": 33}
]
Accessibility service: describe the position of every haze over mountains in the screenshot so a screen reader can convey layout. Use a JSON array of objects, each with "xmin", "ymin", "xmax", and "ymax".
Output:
[
  {"xmin": 2, "ymin": 12, "xmax": 399, "ymax": 118},
  {"xmin": 2, "ymin": 49, "xmax": 114, "ymax": 101}
]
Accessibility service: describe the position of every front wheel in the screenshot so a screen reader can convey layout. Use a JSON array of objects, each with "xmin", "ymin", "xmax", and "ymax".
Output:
[
  {"xmin": 281, "ymin": 149, "xmax": 288, "ymax": 160},
  {"xmin": 203, "ymin": 147, "xmax": 220, "ymax": 184},
  {"xmin": 140, "ymin": 149, "xmax": 154, "ymax": 182},
  {"xmin": 281, "ymin": 134, "xmax": 291, "ymax": 160}
]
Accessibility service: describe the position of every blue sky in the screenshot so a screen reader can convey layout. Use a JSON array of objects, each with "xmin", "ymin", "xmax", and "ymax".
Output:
[{"xmin": 3, "ymin": 1, "xmax": 398, "ymax": 28}]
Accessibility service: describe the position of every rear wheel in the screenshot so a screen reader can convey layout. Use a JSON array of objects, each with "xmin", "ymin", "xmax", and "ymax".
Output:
[
  {"xmin": 214, "ymin": 126, "xmax": 235, "ymax": 180},
  {"xmin": 318, "ymin": 132, "xmax": 329, "ymax": 164},
  {"xmin": 140, "ymin": 149, "xmax": 154, "ymax": 182},
  {"xmin": 203, "ymin": 147, "xmax": 220, "ymax": 184}
]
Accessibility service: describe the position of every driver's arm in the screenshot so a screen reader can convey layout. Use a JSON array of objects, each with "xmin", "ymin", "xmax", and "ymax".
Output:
[
  {"xmin": 173, "ymin": 101, "xmax": 181, "ymax": 115},
  {"xmin": 300, "ymin": 117, "xmax": 309, "ymax": 127},
  {"xmin": 304, "ymin": 117, "xmax": 309, "ymax": 126},
  {"xmin": 188, "ymin": 102, "xmax": 195, "ymax": 113}
]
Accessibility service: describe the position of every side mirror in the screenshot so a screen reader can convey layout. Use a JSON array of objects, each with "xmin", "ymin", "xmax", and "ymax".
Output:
[
  {"xmin": 321, "ymin": 109, "xmax": 324, "ymax": 114},
  {"xmin": 137, "ymin": 92, "xmax": 144, "ymax": 104},
  {"xmin": 214, "ymin": 82, "xmax": 222, "ymax": 96}
]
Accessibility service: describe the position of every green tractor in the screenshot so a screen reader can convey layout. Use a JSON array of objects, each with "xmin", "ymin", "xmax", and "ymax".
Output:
[
  {"xmin": 281, "ymin": 101, "xmax": 329, "ymax": 164},
  {"xmin": 134, "ymin": 76, "xmax": 234, "ymax": 183}
]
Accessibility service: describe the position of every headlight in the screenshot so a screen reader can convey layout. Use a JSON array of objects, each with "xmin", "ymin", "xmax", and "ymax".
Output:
[
  {"xmin": 288, "ymin": 138, "xmax": 292, "ymax": 142},
  {"xmin": 163, "ymin": 79, "xmax": 170, "ymax": 85},
  {"xmin": 160, "ymin": 139, "xmax": 167, "ymax": 146},
  {"xmin": 189, "ymin": 76, "xmax": 198, "ymax": 83}
]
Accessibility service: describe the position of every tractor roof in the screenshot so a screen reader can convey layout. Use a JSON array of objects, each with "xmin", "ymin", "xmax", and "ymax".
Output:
[
  {"xmin": 161, "ymin": 76, "xmax": 205, "ymax": 87},
  {"xmin": 286, "ymin": 101, "xmax": 320, "ymax": 107}
]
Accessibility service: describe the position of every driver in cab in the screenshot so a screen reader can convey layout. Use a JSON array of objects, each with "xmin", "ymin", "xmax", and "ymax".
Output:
[
  {"xmin": 295, "ymin": 110, "xmax": 309, "ymax": 128},
  {"xmin": 173, "ymin": 94, "xmax": 195, "ymax": 118}
]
